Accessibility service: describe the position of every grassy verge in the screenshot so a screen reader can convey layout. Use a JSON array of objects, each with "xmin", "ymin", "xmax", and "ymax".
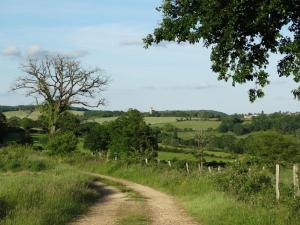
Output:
[
  {"xmin": 76, "ymin": 160, "xmax": 293, "ymax": 225},
  {"xmin": 0, "ymin": 146, "xmax": 100, "ymax": 225}
]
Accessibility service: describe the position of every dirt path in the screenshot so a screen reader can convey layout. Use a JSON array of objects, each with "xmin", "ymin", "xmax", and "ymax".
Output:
[
  {"xmin": 70, "ymin": 182, "xmax": 127, "ymax": 225},
  {"xmin": 83, "ymin": 172, "xmax": 200, "ymax": 225}
]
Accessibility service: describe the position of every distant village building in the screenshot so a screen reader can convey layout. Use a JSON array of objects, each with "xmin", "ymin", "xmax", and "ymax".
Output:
[
  {"xmin": 243, "ymin": 113, "xmax": 259, "ymax": 120},
  {"xmin": 149, "ymin": 107, "xmax": 154, "ymax": 115}
]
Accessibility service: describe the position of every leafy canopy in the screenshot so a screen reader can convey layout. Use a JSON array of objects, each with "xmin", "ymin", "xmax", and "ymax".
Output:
[{"xmin": 144, "ymin": 0, "xmax": 300, "ymax": 101}]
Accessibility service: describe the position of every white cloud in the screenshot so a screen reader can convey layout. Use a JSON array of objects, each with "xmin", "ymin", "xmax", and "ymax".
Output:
[
  {"xmin": 119, "ymin": 40, "xmax": 142, "ymax": 47},
  {"xmin": 64, "ymin": 50, "xmax": 89, "ymax": 58},
  {"xmin": 27, "ymin": 45, "xmax": 49, "ymax": 57},
  {"xmin": 26, "ymin": 45, "xmax": 89, "ymax": 58},
  {"xmin": 3, "ymin": 46, "xmax": 21, "ymax": 57}
]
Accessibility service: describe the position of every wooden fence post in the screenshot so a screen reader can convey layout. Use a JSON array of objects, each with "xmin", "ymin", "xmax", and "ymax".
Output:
[
  {"xmin": 208, "ymin": 166, "xmax": 212, "ymax": 173},
  {"xmin": 168, "ymin": 160, "xmax": 172, "ymax": 167},
  {"xmin": 276, "ymin": 164, "xmax": 280, "ymax": 201},
  {"xmin": 186, "ymin": 162, "xmax": 190, "ymax": 174},
  {"xmin": 198, "ymin": 163, "xmax": 201, "ymax": 172},
  {"xmin": 293, "ymin": 164, "xmax": 299, "ymax": 198}
]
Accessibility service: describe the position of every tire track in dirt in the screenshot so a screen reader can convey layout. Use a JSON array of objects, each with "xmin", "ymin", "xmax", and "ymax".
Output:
[
  {"xmin": 70, "ymin": 182, "xmax": 127, "ymax": 225},
  {"xmin": 83, "ymin": 172, "xmax": 200, "ymax": 225}
]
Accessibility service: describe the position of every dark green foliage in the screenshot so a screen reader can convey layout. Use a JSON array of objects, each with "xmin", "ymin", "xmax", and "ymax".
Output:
[
  {"xmin": 0, "ymin": 105, "xmax": 35, "ymax": 112},
  {"xmin": 214, "ymin": 163, "xmax": 273, "ymax": 202},
  {"xmin": 210, "ymin": 134, "xmax": 240, "ymax": 153},
  {"xmin": 84, "ymin": 124, "xmax": 111, "ymax": 154},
  {"xmin": 56, "ymin": 112, "xmax": 82, "ymax": 135},
  {"xmin": 47, "ymin": 131, "xmax": 78, "ymax": 154},
  {"xmin": 218, "ymin": 113, "xmax": 300, "ymax": 135},
  {"xmin": 218, "ymin": 115, "xmax": 244, "ymax": 133},
  {"xmin": 0, "ymin": 198, "xmax": 10, "ymax": 219},
  {"xmin": 108, "ymin": 109, "xmax": 158, "ymax": 160},
  {"xmin": 0, "ymin": 113, "xmax": 7, "ymax": 144},
  {"xmin": 7, "ymin": 116, "xmax": 21, "ymax": 128},
  {"xmin": 145, "ymin": 0, "xmax": 300, "ymax": 101},
  {"xmin": 144, "ymin": 110, "xmax": 227, "ymax": 118},
  {"xmin": 252, "ymin": 113, "xmax": 300, "ymax": 134},
  {"xmin": 20, "ymin": 118, "xmax": 36, "ymax": 130},
  {"xmin": 3, "ymin": 127, "xmax": 33, "ymax": 145},
  {"xmin": 242, "ymin": 131, "xmax": 300, "ymax": 163},
  {"xmin": 84, "ymin": 110, "xmax": 124, "ymax": 118}
]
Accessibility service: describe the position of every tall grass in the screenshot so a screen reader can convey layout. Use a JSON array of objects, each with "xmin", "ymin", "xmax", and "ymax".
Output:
[
  {"xmin": 77, "ymin": 160, "xmax": 295, "ymax": 225},
  {"xmin": 0, "ymin": 146, "xmax": 100, "ymax": 225}
]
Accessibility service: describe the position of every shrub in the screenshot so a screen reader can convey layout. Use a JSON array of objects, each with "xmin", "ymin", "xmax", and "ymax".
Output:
[
  {"xmin": 214, "ymin": 162, "xmax": 272, "ymax": 202},
  {"xmin": 20, "ymin": 118, "xmax": 36, "ymax": 130},
  {"xmin": 242, "ymin": 131, "xmax": 300, "ymax": 163},
  {"xmin": 47, "ymin": 132, "xmax": 78, "ymax": 154},
  {"xmin": 3, "ymin": 127, "xmax": 33, "ymax": 145},
  {"xmin": 7, "ymin": 116, "xmax": 21, "ymax": 128},
  {"xmin": 108, "ymin": 109, "xmax": 158, "ymax": 161},
  {"xmin": 56, "ymin": 112, "xmax": 82, "ymax": 135},
  {"xmin": 84, "ymin": 124, "xmax": 110, "ymax": 154}
]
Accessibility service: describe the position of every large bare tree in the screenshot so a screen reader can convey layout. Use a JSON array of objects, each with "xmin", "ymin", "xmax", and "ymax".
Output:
[{"xmin": 13, "ymin": 55, "xmax": 109, "ymax": 134}]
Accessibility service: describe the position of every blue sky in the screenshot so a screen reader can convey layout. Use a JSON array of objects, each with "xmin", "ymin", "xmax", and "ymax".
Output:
[{"xmin": 0, "ymin": 0, "xmax": 299, "ymax": 114}]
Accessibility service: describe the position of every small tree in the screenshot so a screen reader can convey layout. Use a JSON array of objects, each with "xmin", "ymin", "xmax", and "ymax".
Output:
[
  {"xmin": 13, "ymin": 55, "xmax": 109, "ymax": 134},
  {"xmin": 194, "ymin": 130, "xmax": 211, "ymax": 169},
  {"xmin": 84, "ymin": 124, "xmax": 111, "ymax": 155},
  {"xmin": 108, "ymin": 109, "xmax": 158, "ymax": 161},
  {"xmin": 47, "ymin": 131, "xmax": 78, "ymax": 154}
]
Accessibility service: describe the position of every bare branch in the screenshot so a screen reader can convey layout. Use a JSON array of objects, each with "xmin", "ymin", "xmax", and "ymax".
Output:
[{"xmin": 12, "ymin": 54, "xmax": 109, "ymax": 133}]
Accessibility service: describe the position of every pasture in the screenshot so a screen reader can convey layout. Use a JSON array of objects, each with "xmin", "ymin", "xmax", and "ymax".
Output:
[
  {"xmin": 3, "ymin": 110, "xmax": 40, "ymax": 119},
  {"xmin": 89, "ymin": 116, "xmax": 220, "ymax": 131}
]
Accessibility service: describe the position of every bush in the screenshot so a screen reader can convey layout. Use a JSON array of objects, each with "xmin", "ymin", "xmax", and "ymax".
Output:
[
  {"xmin": 20, "ymin": 118, "xmax": 36, "ymax": 130},
  {"xmin": 242, "ymin": 131, "xmax": 300, "ymax": 163},
  {"xmin": 108, "ymin": 109, "xmax": 158, "ymax": 160},
  {"xmin": 214, "ymin": 163, "xmax": 273, "ymax": 202},
  {"xmin": 56, "ymin": 112, "xmax": 82, "ymax": 135},
  {"xmin": 84, "ymin": 124, "xmax": 110, "ymax": 154},
  {"xmin": 7, "ymin": 116, "xmax": 21, "ymax": 128},
  {"xmin": 47, "ymin": 132, "xmax": 78, "ymax": 154}
]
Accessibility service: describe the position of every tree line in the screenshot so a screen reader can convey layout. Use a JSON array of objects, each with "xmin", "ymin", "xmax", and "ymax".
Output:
[{"xmin": 219, "ymin": 113, "xmax": 300, "ymax": 135}]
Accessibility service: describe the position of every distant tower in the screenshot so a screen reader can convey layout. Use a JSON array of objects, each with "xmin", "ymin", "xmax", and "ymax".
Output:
[{"xmin": 149, "ymin": 107, "xmax": 154, "ymax": 115}]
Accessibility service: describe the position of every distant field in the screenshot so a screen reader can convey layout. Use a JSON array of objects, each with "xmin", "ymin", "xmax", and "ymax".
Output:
[
  {"xmin": 3, "ymin": 111, "xmax": 220, "ymax": 131},
  {"xmin": 89, "ymin": 116, "xmax": 118, "ymax": 123},
  {"xmin": 3, "ymin": 110, "xmax": 84, "ymax": 119},
  {"xmin": 158, "ymin": 151, "xmax": 197, "ymax": 161},
  {"xmin": 158, "ymin": 151, "xmax": 234, "ymax": 163},
  {"xmin": 152, "ymin": 119, "xmax": 220, "ymax": 130},
  {"xmin": 92, "ymin": 116, "xmax": 220, "ymax": 131},
  {"xmin": 90, "ymin": 117, "xmax": 181, "ymax": 124},
  {"xmin": 3, "ymin": 110, "xmax": 40, "ymax": 119},
  {"xmin": 177, "ymin": 131, "xmax": 195, "ymax": 139}
]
